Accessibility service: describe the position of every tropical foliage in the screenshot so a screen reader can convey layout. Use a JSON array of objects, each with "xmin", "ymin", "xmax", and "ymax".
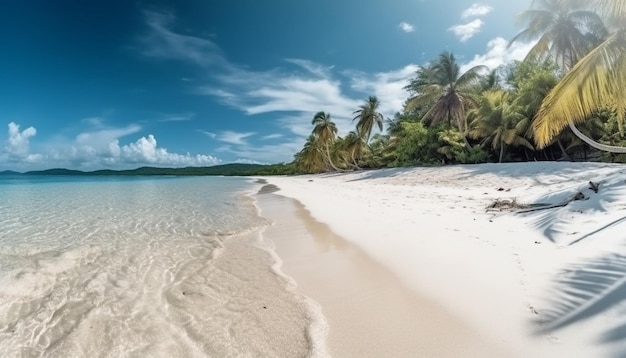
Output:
[{"xmin": 286, "ymin": 0, "xmax": 626, "ymax": 174}]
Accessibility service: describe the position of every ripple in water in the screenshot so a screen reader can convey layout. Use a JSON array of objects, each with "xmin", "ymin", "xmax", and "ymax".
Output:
[{"xmin": 0, "ymin": 176, "xmax": 314, "ymax": 357}]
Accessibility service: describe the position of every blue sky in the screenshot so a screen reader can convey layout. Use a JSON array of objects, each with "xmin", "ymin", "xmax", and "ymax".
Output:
[{"xmin": 0, "ymin": 0, "xmax": 535, "ymax": 171}]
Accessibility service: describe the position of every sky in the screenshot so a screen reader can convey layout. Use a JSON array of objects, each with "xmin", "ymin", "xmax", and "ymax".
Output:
[{"xmin": 0, "ymin": 0, "xmax": 536, "ymax": 171}]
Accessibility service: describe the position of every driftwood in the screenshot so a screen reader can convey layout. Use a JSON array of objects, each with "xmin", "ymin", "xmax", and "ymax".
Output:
[
  {"xmin": 488, "ymin": 180, "xmax": 602, "ymax": 214},
  {"xmin": 487, "ymin": 198, "xmax": 530, "ymax": 211},
  {"xmin": 488, "ymin": 191, "xmax": 589, "ymax": 214}
]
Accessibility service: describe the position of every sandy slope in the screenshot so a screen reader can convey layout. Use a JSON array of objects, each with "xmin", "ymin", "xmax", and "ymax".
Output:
[{"xmin": 262, "ymin": 162, "xmax": 626, "ymax": 357}]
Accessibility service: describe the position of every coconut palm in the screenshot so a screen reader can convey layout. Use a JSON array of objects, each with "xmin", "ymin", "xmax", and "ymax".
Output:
[
  {"xmin": 353, "ymin": 96, "xmax": 384, "ymax": 144},
  {"xmin": 341, "ymin": 131, "xmax": 367, "ymax": 169},
  {"xmin": 405, "ymin": 51, "xmax": 487, "ymax": 146},
  {"xmin": 311, "ymin": 111, "xmax": 341, "ymax": 171},
  {"xmin": 510, "ymin": 0, "xmax": 607, "ymax": 71},
  {"xmin": 513, "ymin": 0, "xmax": 626, "ymax": 152},
  {"xmin": 468, "ymin": 91, "xmax": 534, "ymax": 162},
  {"xmin": 294, "ymin": 134, "xmax": 326, "ymax": 173}
]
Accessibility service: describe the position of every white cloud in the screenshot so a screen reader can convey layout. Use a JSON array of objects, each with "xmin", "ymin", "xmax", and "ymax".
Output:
[
  {"xmin": 82, "ymin": 117, "xmax": 105, "ymax": 127},
  {"xmin": 138, "ymin": 10, "xmax": 230, "ymax": 68},
  {"xmin": 261, "ymin": 133, "xmax": 283, "ymax": 140},
  {"xmin": 462, "ymin": 3, "xmax": 493, "ymax": 19},
  {"xmin": 197, "ymin": 130, "xmax": 216, "ymax": 139},
  {"xmin": 136, "ymin": 11, "xmax": 418, "ymax": 163},
  {"xmin": 109, "ymin": 135, "xmax": 220, "ymax": 166},
  {"xmin": 347, "ymin": 65, "xmax": 418, "ymax": 118},
  {"xmin": 398, "ymin": 22, "xmax": 414, "ymax": 33},
  {"xmin": 217, "ymin": 139, "xmax": 305, "ymax": 164},
  {"xmin": 460, "ymin": 37, "xmax": 537, "ymax": 72},
  {"xmin": 449, "ymin": 19, "xmax": 484, "ymax": 42},
  {"xmin": 4, "ymin": 122, "xmax": 38, "ymax": 159},
  {"xmin": 75, "ymin": 125, "xmax": 141, "ymax": 153},
  {"xmin": 1, "ymin": 121, "xmax": 221, "ymax": 170},
  {"xmin": 285, "ymin": 59, "xmax": 334, "ymax": 78},
  {"xmin": 200, "ymin": 68, "xmax": 363, "ymax": 138},
  {"xmin": 65, "ymin": 132, "xmax": 220, "ymax": 169},
  {"xmin": 158, "ymin": 112, "xmax": 195, "ymax": 122},
  {"xmin": 213, "ymin": 131, "xmax": 255, "ymax": 146}
]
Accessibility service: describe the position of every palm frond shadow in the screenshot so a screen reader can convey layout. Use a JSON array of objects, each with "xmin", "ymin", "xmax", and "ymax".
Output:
[
  {"xmin": 515, "ymin": 179, "xmax": 624, "ymax": 245},
  {"xmin": 536, "ymin": 254, "xmax": 626, "ymax": 335},
  {"xmin": 536, "ymin": 254, "xmax": 626, "ymax": 336},
  {"xmin": 346, "ymin": 167, "xmax": 411, "ymax": 181},
  {"xmin": 458, "ymin": 162, "xmax": 607, "ymax": 182}
]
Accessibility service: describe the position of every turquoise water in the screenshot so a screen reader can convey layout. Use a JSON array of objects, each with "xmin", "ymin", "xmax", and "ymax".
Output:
[{"xmin": 0, "ymin": 176, "xmax": 313, "ymax": 357}]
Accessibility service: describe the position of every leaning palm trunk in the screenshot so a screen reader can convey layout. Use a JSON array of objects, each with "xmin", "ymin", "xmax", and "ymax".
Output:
[
  {"xmin": 350, "ymin": 149, "xmax": 361, "ymax": 170},
  {"xmin": 568, "ymin": 121, "xmax": 626, "ymax": 153},
  {"xmin": 324, "ymin": 146, "xmax": 343, "ymax": 172}
]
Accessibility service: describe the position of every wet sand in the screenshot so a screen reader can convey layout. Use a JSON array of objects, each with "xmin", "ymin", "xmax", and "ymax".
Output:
[{"xmin": 256, "ymin": 190, "xmax": 512, "ymax": 357}]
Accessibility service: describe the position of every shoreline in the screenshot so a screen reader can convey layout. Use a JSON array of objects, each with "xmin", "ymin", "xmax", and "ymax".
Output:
[
  {"xmin": 257, "ymin": 162, "xmax": 626, "ymax": 357},
  {"xmin": 255, "ymin": 187, "xmax": 512, "ymax": 357}
]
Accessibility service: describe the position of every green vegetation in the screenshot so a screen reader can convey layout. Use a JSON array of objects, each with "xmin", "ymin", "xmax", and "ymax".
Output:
[
  {"xmin": 19, "ymin": 163, "xmax": 298, "ymax": 176},
  {"xmin": 291, "ymin": 0, "xmax": 626, "ymax": 173},
  {"xmin": 10, "ymin": 1, "xmax": 626, "ymax": 177}
]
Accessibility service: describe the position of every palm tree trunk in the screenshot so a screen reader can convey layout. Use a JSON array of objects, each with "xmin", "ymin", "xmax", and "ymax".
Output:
[
  {"xmin": 568, "ymin": 122, "xmax": 626, "ymax": 153},
  {"xmin": 325, "ymin": 146, "xmax": 342, "ymax": 171},
  {"xmin": 351, "ymin": 149, "xmax": 361, "ymax": 170},
  {"xmin": 499, "ymin": 143, "xmax": 504, "ymax": 163},
  {"xmin": 462, "ymin": 135, "xmax": 472, "ymax": 151},
  {"xmin": 556, "ymin": 138, "xmax": 571, "ymax": 161}
]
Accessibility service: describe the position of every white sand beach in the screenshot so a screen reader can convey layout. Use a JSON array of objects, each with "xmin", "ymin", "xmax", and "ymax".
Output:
[{"xmin": 257, "ymin": 162, "xmax": 626, "ymax": 357}]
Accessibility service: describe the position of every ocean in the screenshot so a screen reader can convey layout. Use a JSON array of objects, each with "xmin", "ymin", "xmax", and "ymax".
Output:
[{"xmin": 0, "ymin": 175, "xmax": 320, "ymax": 357}]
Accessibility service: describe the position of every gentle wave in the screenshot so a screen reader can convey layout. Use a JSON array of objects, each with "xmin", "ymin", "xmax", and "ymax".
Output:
[{"xmin": 0, "ymin": 176, "xmax": 317, "ymax": 357}]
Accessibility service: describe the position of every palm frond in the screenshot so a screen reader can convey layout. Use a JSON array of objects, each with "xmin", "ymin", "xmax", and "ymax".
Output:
[
  {"xmin": 594, "ymin": 0, "xmax": 626, "ymax": 26},
  {"xmin": 533, "ymin": 30, "xmax": 626, "ymax": 148}
]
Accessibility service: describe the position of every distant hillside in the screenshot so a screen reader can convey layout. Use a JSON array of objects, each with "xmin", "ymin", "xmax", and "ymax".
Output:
[
  {"xmin": 21, "ymin": 163, "xmax": 296, "ymax": 176},
  {"xmin": 0, "ymin": 170, "xmax": 21, "ymax": 175},
  {"xmin": 25, "ymin": 168, "xmax": 87, "ymax": 176}
]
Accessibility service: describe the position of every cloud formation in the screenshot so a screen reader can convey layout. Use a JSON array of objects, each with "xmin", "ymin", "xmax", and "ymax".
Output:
[
  {"xmin": 208, "ymin": 130, "xmax": 256, "ymax": 146},
  {"xmin": 135, "ymin": 11, "xmax": 431, "ymax": 162},
  {"xmin": 135, "ymin": 10, "xmax": 533, "ymax": 164},
  {"xmin": 461, "ymin": 3, "xmax": 493, "ymax": 19},
  {"xmin": 398, "ymin": 22, "xmax": 414, "ymax": 33},
  {"xmin": 4, "ymin": 122, "xmax": 37, "ymax": 159},
  {"xmin": 2, "ymin": 121, "xmax": 220, "ymax": 170},
  {"xmin": 460, "ymin": 37, "xmax": 537, "ymax": 72},
  {"xmin": 138, "ymin": 10, "xmax": 229, "ymax": 68},
  {"xmin": 449, "ymin": 3, "xmax": 493, "ymax": 42},
  {"xmin": 110, "ymin": 135, "xmax": 220, "ymax": 166},
  {"xmin": 449, "ymin": 19, "xmax": 484, "ymax": 42}
]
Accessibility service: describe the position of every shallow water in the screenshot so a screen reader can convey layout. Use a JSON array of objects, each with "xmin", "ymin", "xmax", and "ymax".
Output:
[{"xmin": 0, "ymin": 176, "xmax": 313, "ymax": 357}]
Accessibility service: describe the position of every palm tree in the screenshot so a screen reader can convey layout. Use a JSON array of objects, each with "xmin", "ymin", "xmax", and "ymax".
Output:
[
  {"xmin": 342, "ymin": 131, "xmax": 367, "ymax": 169},
  {"xmin": 510, "ymin": 0, "xmax": 607, "ymax": 71},
  {"xmin": 405, "ymin": 51, "xmax": 487, "ymax": 147},
  {"xmin": 311, "ymin": 111, "xmax": 342, "ymax": 171},
  {"xmin": 481, "ymin": 68, "xmax": 503, "ymax": 92},
  {"xmin": 508, "ymin": 59, "xmax": 573, "ymax": 159},
  {"xmin": 468, "ymin": 91, "xmax": 534, "ymax": 162},
  {"xmin": 294, "ymin": 135, "xmax": 326, "ymax": 173},
  {"xmin": 353, "ymin": 96, "xmax": 384, "ymax": 144},
  {"xmin": 511, "ymin": 0, "xmax": 626, "ymax": 152}
]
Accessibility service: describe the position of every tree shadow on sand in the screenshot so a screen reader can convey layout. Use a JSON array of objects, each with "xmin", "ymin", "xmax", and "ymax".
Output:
[
  {"xmin": 458, "ymin": 162, "xmax": 616, "ymax": 182},
  {"xmin": 346, "ymin": 167, "xmax": 412, "ymax": 181},
  {"xmin": 536, "ymin": 253, "xmax": 626, "ymax": 357},
  {"xmin": 514, "ymin": 177, "xmax": 625, "ymax": 244}
]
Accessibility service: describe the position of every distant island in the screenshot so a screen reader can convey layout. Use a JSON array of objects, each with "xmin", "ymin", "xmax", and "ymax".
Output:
[{"xmin": 0, "ymin": 163, "xmax": 297, "ymax": 177}]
